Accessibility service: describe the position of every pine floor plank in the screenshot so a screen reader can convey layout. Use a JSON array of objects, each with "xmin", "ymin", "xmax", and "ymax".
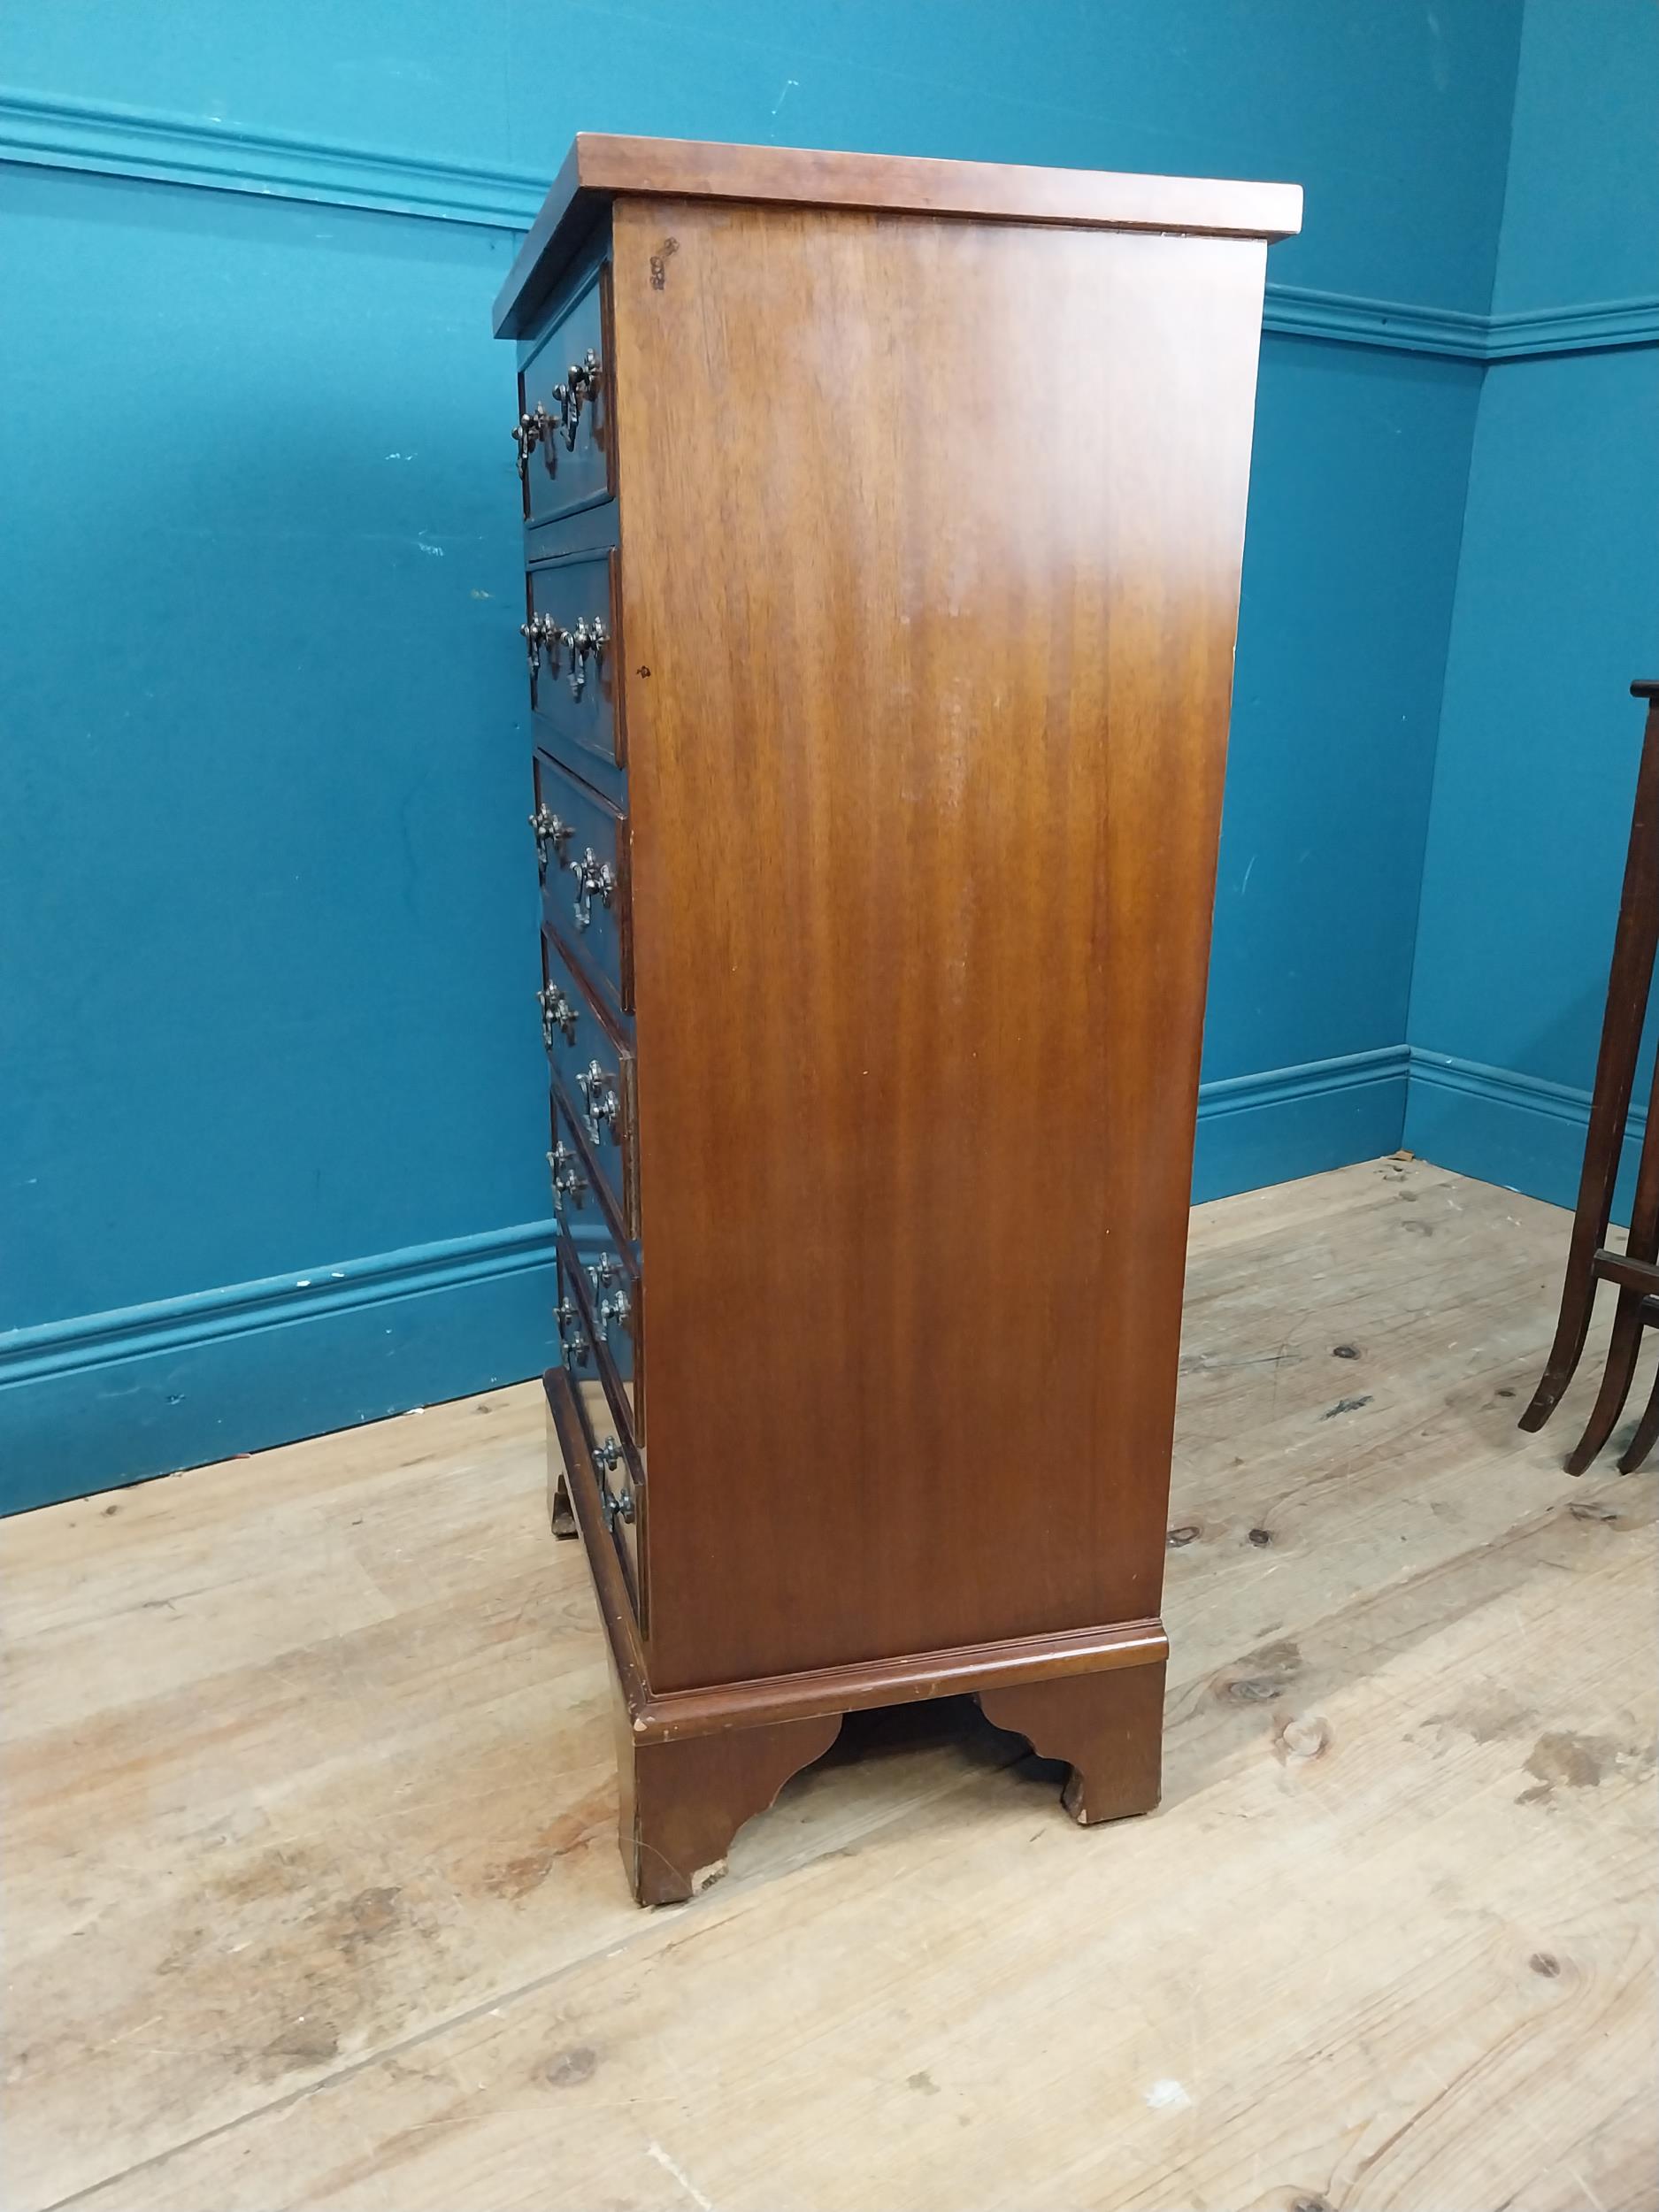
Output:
[{"xmin": 3, "ymin": 1158, "xmax": 1654, "ymax": 2211}]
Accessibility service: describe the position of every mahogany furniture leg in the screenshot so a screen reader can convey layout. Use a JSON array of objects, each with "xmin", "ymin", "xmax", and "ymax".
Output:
[
  {"xmin": 1617, "ymin": 1299, "xmax": 1659, "ymax": 1472},
  {"xmin": 1522, "ymin": 689, "xmax": 1659, "ymax": 1432},
  {"xmin": 617, "ymin": 1709, "xmax": 843, "ymax": 1906},
  {"xmin": 549, "ymin": 1464, "xmax": 579, "ymax": 1540},
  {"xmin": 1563, "ymin": 1056, "xmax": 1659, "ymax": 1473},
  {"xmin": 979, "ymin": 1662, "xmax": 1167, "ymax": 1825},
  {"xmin": 1564, "ymin": 1291, "xmax": 1647, "ymax": 1475}
]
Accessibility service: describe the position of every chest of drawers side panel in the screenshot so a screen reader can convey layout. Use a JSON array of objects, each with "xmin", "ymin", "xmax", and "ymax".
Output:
[{"xmin": 609, "ymin": 196, "xmax": 1268, "ymax": 1692}]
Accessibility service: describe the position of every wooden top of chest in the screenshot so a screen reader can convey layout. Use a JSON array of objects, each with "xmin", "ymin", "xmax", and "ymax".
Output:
[{"xmin": 492, "ymin": 132, "xmax": 1302, "ymax": 337}]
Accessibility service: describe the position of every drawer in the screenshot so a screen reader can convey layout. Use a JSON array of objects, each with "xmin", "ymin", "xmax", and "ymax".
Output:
[
  {"xmin": 515, "ymin": 265, "xmax": 614, "ymax": 526},
  {"xmin": 531, "ymin": 749, "xmax": 632, "ymax": 1017},
  {"xmin": 539, "ymin": 928, "xmax": 641, "ymax": 1239},
  {"xmin": 524, "ymin": 548, "xmax": 625, "ymax": 773},
  {"xmin": 557, "ymin": 1248, "xmax": 647, "ymax": 1624},
  {"xmin": 547, "ymin": 1086, "xmax": 629, "ymax": 1249},
  {"xmin": 559, "ymin": 1217, "xmax": 644, "ymax": 1448}
]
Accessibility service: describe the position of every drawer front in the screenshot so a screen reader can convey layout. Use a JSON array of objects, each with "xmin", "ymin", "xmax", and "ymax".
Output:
[
  {"xmin": 532, "ymin": 749, "xmax": 632, "ymax": 1016},
  {"xmin": 539, "ymin": 929, "xmax": 640, "ymax": 1239},
  {"xmin": 560, "ymin": 1219, "xmax": 643, "ymax": 1449},
  {"xmin": 516, "ymin": 265, "xmax": 614, "ymax": 526},
  {"xmin": 557, "ymin": 1248, "xmax": 647, "ymax": 1622},
  {"xmin": 525, "ymin": 549, "xmax": 625, "ymax": 773},
  {"xmin": 547, "ymin": 1087, "xmax": 628, "ymax": 1249}
]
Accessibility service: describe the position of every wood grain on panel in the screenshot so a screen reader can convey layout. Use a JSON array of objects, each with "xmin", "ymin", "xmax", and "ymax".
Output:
[
  {"xmin": 493, "ymin": 134, "xmax": 1301, "ymax": 334},
  {"xmin": 610, "ymin": 199, "xmax": 1269, "ymax": 1689}
]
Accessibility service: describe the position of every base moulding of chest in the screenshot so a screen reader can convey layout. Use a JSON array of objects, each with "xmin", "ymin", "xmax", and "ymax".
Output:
[{"xmin": 546, "ymin": 1367, "xmax": 1170, "ymax": 1903}]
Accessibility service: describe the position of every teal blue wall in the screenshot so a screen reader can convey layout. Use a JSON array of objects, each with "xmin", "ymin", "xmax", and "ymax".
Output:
[
  {"xmin": 1405, "ymin": 0, "xmax": 1659, "ymax": 1204},
  {"xmin": 0, "ymin": 2, "xmax": 1544, "ymax": 1508},
  {"xmin": 1, "ymin": 0, "xmax": 1521, "ymax": 305},
  {"xmin": 0, "ymin": 171, "xmax": 541, "ymax": 1492},
  {"xmin": 1486, "ymin": 0, "xmax": 1659, "ymax": 317}
]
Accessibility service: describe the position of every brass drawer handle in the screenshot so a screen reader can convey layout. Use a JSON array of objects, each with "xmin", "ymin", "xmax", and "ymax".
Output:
[
  {"xmin": 529, "ymin": 802, "xmax": 572, "ymax": 871},
  {"xmin": 521, "ymin": 613, "xmax": 609, "ymax": 699},
  {"xmin": 595, "ymin": 1434, "xmax": 634, "ymax": 1527},
  {"xmin": 511, "ymin": 353, "xmax": 599, "ymax": 480},
  {"xmin": 512, "ymin": 404, "xmax": 551, "ymax": 480},
  {"xmin": 575, "ymin": 1059, "xmax": 620, "ymax": 1143},
  {"xmin": 553, "ymin": 350, "xmax": 602, "ymax": 449},
  {"xmin": 537, "ymin": 980, "xmax": 578, "ymax": 1048},
  {"xmin": 569, "ymin": 847, "xmax": 617, "ymax": 930},
  {"xmin": 565, "ymin": 616, "xmax": 608, "ymax": 701},
  {"xmin": 521, "ymin": 611, "xmax": 557, "ymax": 679},
  {"xmin": 556, "ymin": 1294, "xmax": 590, "ymax": 1368},
  {"xmin": 586, "ymin": 1254, "xmax": 631, "ymax": 1340},
  {"xmin": 548, "ymin": 1141, "xmax": 588, "ymax": 1215}
]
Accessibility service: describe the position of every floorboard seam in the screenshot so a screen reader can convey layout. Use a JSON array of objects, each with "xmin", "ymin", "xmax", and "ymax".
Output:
[{"xmin": 36, "ymin": 1750, "xmax": 1019, "ymax": 2212}]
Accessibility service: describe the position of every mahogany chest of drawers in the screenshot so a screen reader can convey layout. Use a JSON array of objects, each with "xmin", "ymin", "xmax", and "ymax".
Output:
[{"xmin": 493, "ymin": 135, "xmax": 1300, "ymax": 1903}]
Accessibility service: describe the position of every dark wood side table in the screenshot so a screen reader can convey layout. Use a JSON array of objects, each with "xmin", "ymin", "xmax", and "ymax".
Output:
[{"xmin": 1522, "ymin": 679, "xmax": 1659, "ymax": 1472}]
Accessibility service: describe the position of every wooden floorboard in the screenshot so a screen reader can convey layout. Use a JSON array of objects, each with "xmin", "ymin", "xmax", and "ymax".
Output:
[{"xmin": 2, "ymin": 1156, "xmax": 1654, "ymax": 2210}]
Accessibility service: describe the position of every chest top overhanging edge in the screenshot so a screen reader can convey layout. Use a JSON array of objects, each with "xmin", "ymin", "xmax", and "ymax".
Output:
[{"xmin": 492, "ymin": 132, "xmax": 1303, "ymax": 338}]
